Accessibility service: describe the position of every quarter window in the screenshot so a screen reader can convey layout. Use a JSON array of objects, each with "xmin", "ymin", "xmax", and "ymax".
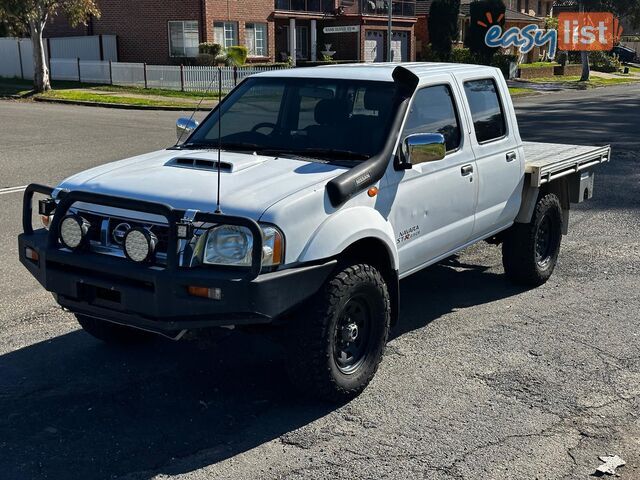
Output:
[
  {"xmin": 214, "ymin": 21, "xmax": 238, "ymax": 48},
  {"xmin": 403, "ymin": 85, "xmax": 462, "ymax": 153},
  {"xmin": 464, "ymin": 79, "xmax": 507, "ymax": 143},
  {"xmin": 246, "ymin": 23, "xmax": 268, "ymax": 56},
  {"xmin": 168, "ymin": 21, "xmax": 199, "ymax": 57}
]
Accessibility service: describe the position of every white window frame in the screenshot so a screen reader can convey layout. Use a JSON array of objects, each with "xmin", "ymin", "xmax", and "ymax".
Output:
[
  {"xmin": 214, "ymin": 21, "xmax": 239, "ymax": 49},
  {"xmin": 246, "ymin": 23, "xmax": 268, "ymax": 57},
  {"xmin": 168, "ymin": 20, "xmax": 200, "ymax": 58}
]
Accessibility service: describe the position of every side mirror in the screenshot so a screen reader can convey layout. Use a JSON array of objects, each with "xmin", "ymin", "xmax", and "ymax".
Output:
[
  {"xmin": 176, "ymin": 117, "xmax": 199, "ymax": 143},
  {"xmin": 398, "ymin": 133, "xmax": 446, "ymax": 169}
]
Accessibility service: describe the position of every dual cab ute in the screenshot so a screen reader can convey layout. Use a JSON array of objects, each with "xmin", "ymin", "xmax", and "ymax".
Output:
[{"xmin": 19, "ymin": 63, "xmax": 610, "ymax": 401}]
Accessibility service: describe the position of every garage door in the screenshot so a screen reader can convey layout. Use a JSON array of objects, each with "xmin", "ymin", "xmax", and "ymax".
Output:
[
  {"xmin": 364, "ymin": 31, "xmax": 384, "ymax": 63},
  {"xmin": 391, "ymin": 31, "xmax": 408, "ymax": 62}
]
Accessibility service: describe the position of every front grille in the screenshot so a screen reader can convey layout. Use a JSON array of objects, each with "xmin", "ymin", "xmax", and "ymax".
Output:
[{"xmin": 74, "ymin": 209, "xmax": 170, "ymax": 263}]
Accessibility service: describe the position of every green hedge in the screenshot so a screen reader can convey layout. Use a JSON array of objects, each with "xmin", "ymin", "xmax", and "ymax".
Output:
[
  {"xmin": 199, "ymin": 43, "xmax": 222, "ymax": 57},
  {"xmin": 226, "ymin": 46, "xmax": 248, "ymax": 66}
]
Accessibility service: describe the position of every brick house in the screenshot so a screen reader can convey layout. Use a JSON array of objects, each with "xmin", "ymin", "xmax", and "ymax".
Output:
[{"xmin": 46, "ymin": 0, "xmax": 418, "ymax": 65}]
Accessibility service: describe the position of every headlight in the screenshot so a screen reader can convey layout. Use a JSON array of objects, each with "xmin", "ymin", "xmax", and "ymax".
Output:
[
  {"xmin": 59, "ymin": 214, "xmax": 90, "ymax": 249},
  {"xmin": 198, "ymin": 224, "xmax": 284, "ymax": 268}
]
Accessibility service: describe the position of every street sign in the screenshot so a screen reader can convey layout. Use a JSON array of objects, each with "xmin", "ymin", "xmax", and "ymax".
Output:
[{"xmin": 323, "ymin": 25, "xmax": 360, "ymax": 34}]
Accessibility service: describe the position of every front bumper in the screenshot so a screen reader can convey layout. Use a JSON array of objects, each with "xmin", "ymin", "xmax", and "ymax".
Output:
[{"xmin": 19, "ymin": 185, "xmax": 336, "ymax": 333}]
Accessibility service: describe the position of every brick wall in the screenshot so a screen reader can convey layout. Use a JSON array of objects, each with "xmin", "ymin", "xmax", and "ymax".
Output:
[
  {"xmin": 204, "ymin": 0, "xmax": 276, "ymax": 62},
  {"xmin": 92, "ymin": 0, "xmax": 204, "ymax": 64}
]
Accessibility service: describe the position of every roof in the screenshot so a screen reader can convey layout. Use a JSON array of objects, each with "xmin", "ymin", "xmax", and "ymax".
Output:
[{"xmin": 254, "ymin": 62, "xmax": 498, "ymax": 83}]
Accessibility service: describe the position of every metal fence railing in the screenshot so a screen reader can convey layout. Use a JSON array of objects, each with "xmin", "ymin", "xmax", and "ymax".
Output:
[{"xmin": 41, "ymin": 59, "xmax": 287, "ymax": 91}]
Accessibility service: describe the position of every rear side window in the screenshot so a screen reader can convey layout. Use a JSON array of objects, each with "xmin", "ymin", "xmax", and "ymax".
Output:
[
  {"xmin": 403, "ymin": 85, "xmax": 461, "ymax": 152},
  {"xmin": 464, "ymin": 79, "xmax": 507, "ymax": 143}
]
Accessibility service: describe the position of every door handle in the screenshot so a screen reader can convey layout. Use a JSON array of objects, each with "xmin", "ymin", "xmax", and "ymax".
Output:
[
  {"xmin": 461, "ymin": 164, "xmax": 474, "ymax": 176},
  {"xmin": 506, "ymin": 151, "xmax": 517, "ymax": 162}
]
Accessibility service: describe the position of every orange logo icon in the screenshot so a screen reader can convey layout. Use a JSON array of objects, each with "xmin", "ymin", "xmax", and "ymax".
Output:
[{"xmin": 558, "ymin": 13, "xmax": 623, "ymax": 51}]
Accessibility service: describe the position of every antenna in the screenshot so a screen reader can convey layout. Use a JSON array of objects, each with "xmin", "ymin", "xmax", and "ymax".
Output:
[
  {"xmin": 215, "ymin": 66, "xmax": 223, "ymax": 214},
  {"xmin": 174, "ymin": 67, "xmax": 218, "ymax": 147}
]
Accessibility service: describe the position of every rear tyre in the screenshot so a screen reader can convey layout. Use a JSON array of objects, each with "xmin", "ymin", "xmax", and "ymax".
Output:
[
  {"xmin": 286, "ymin": 264, "xmax": 391, "ymax": 402},
  {"xmin": 502, "ymin": 193, "xmax": 563, "ymax": 287},
  {"xmin": 76, "ymin": 314, "xmax": 154, "ymax": 344}
]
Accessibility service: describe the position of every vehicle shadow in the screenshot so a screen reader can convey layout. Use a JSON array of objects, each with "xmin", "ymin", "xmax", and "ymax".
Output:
[
  {"xmin": 0, "ymin": 256, "xmax": 523, "ymax": 480},
  {"xmin": 392, "ymin": 255, "xmax": 525, "ymax": 339}
]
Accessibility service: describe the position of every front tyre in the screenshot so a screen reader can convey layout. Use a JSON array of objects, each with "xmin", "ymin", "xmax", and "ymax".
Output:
[
  {"xmin": 502, "ymin": 193, "xmax": 563, "ymax": 286},
  {"xmin": 286, "ymin": 264, "xmax": 391, "ymax": 402},
  {"xmin": 76, "ymin": 314, "xmax": 154, "ymax": 344}
]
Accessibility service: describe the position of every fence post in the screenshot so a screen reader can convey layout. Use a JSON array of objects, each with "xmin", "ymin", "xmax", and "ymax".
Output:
[
  {"xmin": 17, "ymin": 41, "xmax": 24, "ymax": 80},
  {"xmin": 109, "ymin": 60, "xmax": 113, "ymax": 85},
  {"xmin": 77, "ymin": 57, "xmax": 81, "ymax": 83},
  {"xmin": 180, "ymin": 64, "xmax": 185, "ymax": 91},
  {"xmin": 233, "ymin": 65, "xmax": 238, "ymax": 86},
  {"xmin": 143, "ymin": 63, "xmax": 148, "ymax": 89}
]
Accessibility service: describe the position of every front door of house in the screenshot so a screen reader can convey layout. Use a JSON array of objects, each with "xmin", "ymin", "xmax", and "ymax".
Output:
[
  {"xmin": 284, "ymin": 25, "xmax": 309, "ymax": 60},
  {"xmin": 364, "ymin": 31, "xmax": 383, "ymax": 63}
]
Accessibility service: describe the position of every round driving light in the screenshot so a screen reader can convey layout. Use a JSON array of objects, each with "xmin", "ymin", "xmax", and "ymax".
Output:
[
  {"xmin": 123, "ymin": 228, "xmax": 157, "ymax": 263},
  {"xmin": 59, "ymin": 215, "xmax": 90, "ymax": 249}
]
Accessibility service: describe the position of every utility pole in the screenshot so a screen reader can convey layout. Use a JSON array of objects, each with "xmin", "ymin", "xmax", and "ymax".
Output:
[{"xmin": 387, "ymin": 0, "xmax": 392, "ymax": 61}]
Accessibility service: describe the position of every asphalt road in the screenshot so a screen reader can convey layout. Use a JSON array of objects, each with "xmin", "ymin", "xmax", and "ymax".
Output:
[{"xmin": 1, "ymin": 84, "xmax": 639, "ymax": 480}]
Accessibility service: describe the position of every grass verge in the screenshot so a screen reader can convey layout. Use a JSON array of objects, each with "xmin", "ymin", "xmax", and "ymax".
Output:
[
  {"xmin": 524, "ymin": 75, "xmax": 639, "ymax": 87},
  {"xmin": 509, "ymin": 87, "xmax": 537, "ymax": 97},
  {"xmin": 38, "ymin": 90, "xmax": 213, "ymax": 108}
]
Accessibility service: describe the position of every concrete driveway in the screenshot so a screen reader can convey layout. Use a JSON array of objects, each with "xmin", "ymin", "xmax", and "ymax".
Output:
[{"xmin": 0, "ymin": 84, "xmax": 638, "ymax": 480}]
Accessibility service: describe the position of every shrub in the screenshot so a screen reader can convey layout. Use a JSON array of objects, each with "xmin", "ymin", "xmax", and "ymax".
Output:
[
  {"xmin": 450, "ymin": 47, "xmax": 475, "ymax": 64},
  {"xmin": 589, "ymin": 51, "xmax": 622, "ymax": 73},
  {"xmin": 199, "ymin": 43, "xmax": 222, "ymax": 57},
  {"xmin": 491, "ymin": 53, "xmax": 518, "ymax": 77},
  {"xmin": 419, "ymin": 43, "xmax": 438, "ymax": 61},
  {"xmin": 226, "ymin": 46, "xmax": 248, "ymax": 66},
  {"xmin": 196, "ymin": 53, "xmax": 216, "ymax": 66},
  {"xmin": 428, "ymin": 0, "xmax": 460, "ymax": 61}
]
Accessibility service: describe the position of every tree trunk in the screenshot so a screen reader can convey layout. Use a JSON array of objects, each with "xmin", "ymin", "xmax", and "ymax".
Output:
[
  {"xmin": 579, "ymin": 0, "xmax": 590, "ymax": 82},
  {"xmin": 30, "ymin": 20, "xmax": 50, "ymax": 93},
  {"xmin": 580, "ymin": 51, "xmax": 590, "ymax": 81}
]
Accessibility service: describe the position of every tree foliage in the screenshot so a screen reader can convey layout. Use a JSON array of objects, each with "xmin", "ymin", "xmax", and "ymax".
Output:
[
  {"xmin": 428, "ymin": 0, "xmax": 460, "ymax": 61},
  {"xmin": 466, "ymin": 0, "xmax": 506, "ymax": 64},
  {"xmin": 0, "ymin": 0, "xmax": 100, "ymax": 92}
]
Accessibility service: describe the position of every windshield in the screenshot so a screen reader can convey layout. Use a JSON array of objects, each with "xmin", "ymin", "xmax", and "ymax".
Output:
[{"xmin": 184, "ymin": 77, "xmax": 400, "ymax": 161}]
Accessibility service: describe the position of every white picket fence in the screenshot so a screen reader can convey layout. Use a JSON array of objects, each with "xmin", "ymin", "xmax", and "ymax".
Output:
[{"xmin": 43, "ymin": 59, "xmax": 286, "ymax": 91}]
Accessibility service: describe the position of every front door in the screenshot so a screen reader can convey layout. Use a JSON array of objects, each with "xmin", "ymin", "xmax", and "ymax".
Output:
[
  {"xmin": 382, "ymin": 77, "xmax": 478, "ymax": 277},
  {"xmin": 364, "ymin": 31, "xmax": 384, "ymax": 62}
]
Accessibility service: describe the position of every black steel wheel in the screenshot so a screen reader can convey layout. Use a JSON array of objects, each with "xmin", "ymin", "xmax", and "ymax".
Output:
[
  {"xmin": 333, "ymin": 294, "xmax": 375, "ymax": 375},
  {"xmin": 503, "ymin": 193, "xmax": 563, "ymax": 286},
  {"xmin": 286, "ymin": 263, "xmax": 391, "ymax": 402}
]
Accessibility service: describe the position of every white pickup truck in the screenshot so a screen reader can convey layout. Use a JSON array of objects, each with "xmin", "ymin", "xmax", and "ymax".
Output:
[{"xmin": 19, "ymin": 63, "xmax": 610, "ymax": 401}]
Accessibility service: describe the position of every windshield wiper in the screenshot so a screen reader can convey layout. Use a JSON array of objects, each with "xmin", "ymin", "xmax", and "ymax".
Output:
[
  {"xmin": 298, "ymin": 148, "xmax": 369, "ymax": 161},
  {"xmin": 180, "ymin": 141, "xmax": 262, "ymax": 152}
]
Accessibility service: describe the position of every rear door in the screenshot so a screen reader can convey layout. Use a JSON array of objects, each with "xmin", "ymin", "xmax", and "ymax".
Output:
[
  {"xmin": 382, "ymin": 76, "xmax": 478, "ymax": 277},
  {"xmin": 454, "ymin": 72, "xmax": 523, "ymax": 240}
]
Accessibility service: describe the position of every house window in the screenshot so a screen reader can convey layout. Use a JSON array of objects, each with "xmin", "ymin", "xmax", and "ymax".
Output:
[
  {"xmin": 246, "ymin": 23, "xmax": 268, "ymax": 56},
  {"xmin": 168, "ymin": 21, "xmax": 199, "ymax": 57},
  {"xmin": 214, "ymin": 21, "xmax": 238, "ymax": 48}
]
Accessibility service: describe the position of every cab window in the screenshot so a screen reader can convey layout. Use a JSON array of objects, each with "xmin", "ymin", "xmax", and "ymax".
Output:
[
  {"xmin": 463, "ymin": 78, "xmax": 507, "ymax": 143},
  {"xmin": 403, "ymin": 85, "xmax": 462, "ymax": 153}
]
